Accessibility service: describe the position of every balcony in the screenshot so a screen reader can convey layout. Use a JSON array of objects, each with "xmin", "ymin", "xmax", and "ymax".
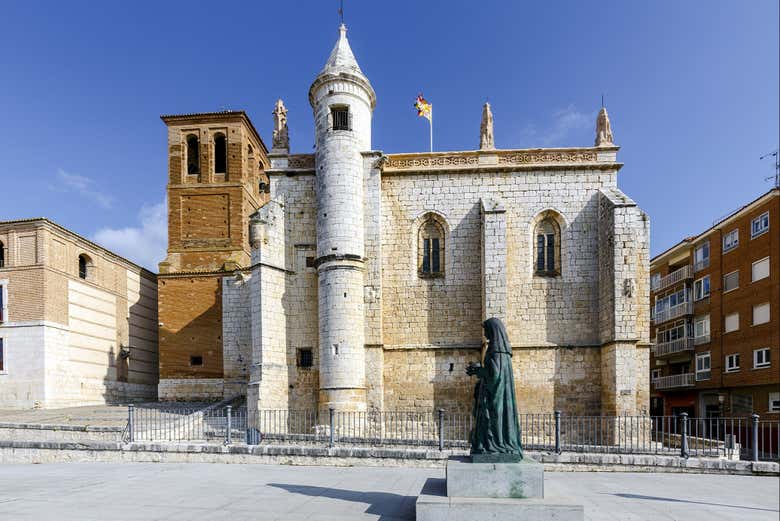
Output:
[
  {"xmin": 651, "ymin": 301, "xmax": 694, "ymax": 325},
  {"xmin": 652, "ymin": 265, "xmax": 693, "ymax": 292},
  {"xmin": 653, "ymin": 337, "xmax": 695, "ymax": 358},
  {"xmin": 653, "ymin": 373, "xmax": 695, "ymax": 390}
]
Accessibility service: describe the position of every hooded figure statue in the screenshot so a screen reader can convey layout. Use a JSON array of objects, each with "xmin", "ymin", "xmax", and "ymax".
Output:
[{"xmin": 466, "ymin": 317, "xmax": 523, "ymax": 460}]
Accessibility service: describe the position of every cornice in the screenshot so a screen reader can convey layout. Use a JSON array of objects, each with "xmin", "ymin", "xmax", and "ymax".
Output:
[{"xmin": 383, "ymin": 147, "xmax": 620, "ymax": 174}]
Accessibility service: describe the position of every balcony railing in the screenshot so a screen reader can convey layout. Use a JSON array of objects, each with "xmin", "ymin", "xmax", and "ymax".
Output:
[
  {"xmin": 653, "ymin": 337, "xmax": 695, "ymax": 357},
  {"xmin": 652, "ymin": 265, "xmax": 693, "ymax": 292},
  {"xmin": 653, "ymin": 373, "xmax": 695, "ymax": 390},
  {"xmin": 652, "ymin": 301, "xmax": 694, "ymax": 325}
]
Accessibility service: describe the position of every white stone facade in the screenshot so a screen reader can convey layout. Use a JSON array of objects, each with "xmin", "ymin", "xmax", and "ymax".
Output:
[{"xmin": 221, "ymin": 25, "xmax": 650, "ymax": 417}]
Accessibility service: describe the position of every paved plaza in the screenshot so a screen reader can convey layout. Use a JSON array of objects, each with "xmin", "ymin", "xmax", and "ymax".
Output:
[
  {"xmin": 0, "ymin": 463, "xmax": 777, "ymax": 520},
  {"xmin": 0, "ymin": 405, "xmax": 136, "ymax": 427}
]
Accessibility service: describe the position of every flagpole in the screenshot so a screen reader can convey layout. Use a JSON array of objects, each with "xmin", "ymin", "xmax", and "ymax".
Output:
[{"xmin": 429, "ymin": 108, "xmax": 433, "ymax": 152}]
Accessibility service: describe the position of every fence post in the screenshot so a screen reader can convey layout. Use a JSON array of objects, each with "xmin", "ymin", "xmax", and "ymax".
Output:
[
  {"xmin": 438, "ymin": 409, "xmax": 445, "ymax": 451},
  {"xmin": 751, "ymin": 413, "xmax": 760, "ymax": 462},
  {"xmin": 329, "ymin": 407, "xmax": 335, "ymax": 448},
  {"xmin": 554, "ymin": 410, "xmax": 562, "ymax": 454},
  {"xmin": 225, "ymin": 405, "xmax": 232, "ymax": 445},
  {"xmin": 127, "ymin": 404, "xmax": 135, "ymax": 443},
  {"xmin": 680, "ymin": 412, "xmax": 689, "ymax": 459}
]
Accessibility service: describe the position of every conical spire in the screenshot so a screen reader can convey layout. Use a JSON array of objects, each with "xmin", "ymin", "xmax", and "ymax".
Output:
[
  {"xmin": 309, "ymin": 23, "xmax": 375, "ymax": 110},
  {"xmin": 320, "ymin": 24, "xmax": 363, "ymax": 76}
]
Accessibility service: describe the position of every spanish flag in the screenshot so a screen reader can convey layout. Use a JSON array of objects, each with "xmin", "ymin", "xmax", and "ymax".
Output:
[{"xmin": 415, "ymin": 94, "xmax": 432, "ymax": 121}]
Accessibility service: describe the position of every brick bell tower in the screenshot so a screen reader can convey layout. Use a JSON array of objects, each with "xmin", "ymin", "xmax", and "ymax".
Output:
[
  {"xmin": 309, "ymin": 24, "xmax": 376, "ymax": 413},
  {"xmin": 157, "ymin": 111, "xmax": 269, "ymax": 400}
]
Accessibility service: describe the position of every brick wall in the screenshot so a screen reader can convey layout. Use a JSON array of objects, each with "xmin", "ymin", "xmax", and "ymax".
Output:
[
  {"xmin": 650, "ymin": 190, "xmax": 779, "ymax": 416},
  {"xmin": 158, "ymin": 275, "xmax": 223, "ymax": 380},
  {"xmin": 158, "ymin": 112, "xmax": 269, "ymax": 386}
]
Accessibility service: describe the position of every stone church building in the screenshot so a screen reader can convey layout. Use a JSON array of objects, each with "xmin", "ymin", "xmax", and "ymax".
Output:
[{"xmin": 157, "ymin": 24, "xmax": 650, "ymax": 418}]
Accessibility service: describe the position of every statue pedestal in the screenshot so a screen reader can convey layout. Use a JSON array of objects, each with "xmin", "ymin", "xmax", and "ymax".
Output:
[
  {"xmin": 447, "ymin": 457, "xmax": 543, "ymax": 498},
  {"xmin": 416, "ymin": 456, "xmax": 584, "ymax": 521}
]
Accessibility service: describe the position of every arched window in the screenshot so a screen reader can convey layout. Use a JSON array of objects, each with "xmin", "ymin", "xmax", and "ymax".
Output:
[
  {"xmin": 247, "ymin": 144, "xmax": 255, "ymax": 182},
  {"xmin": 78, "ymin": 254, "xmax": 93, "ymax": 280},
  {"xmin": 0, "ymin": 241, "xmax": 4, "ymax": 268},
  {"xmin": 214, "ymin": 133, "xmax": 227, "ymax": 174},
  {"xmin": 186, "ymin": 135, "xmax": 200, "ymax": 175},
  {"xmin": 534, "ymin": 215, "xmax": 561, "ymax": 276},
  {"xmin": 418, "ymin": 215, "xmax": 445, "ymax": 277}
]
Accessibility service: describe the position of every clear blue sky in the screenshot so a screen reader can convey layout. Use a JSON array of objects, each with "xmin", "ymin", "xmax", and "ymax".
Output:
[{"xmin": 0, "ymin": 1, "xmax": 777, "ymax": 270}]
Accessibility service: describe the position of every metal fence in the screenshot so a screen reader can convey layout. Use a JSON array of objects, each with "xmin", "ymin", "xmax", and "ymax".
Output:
[
  {"xmin": 125, "ymin": 405, "xmax": 779, "ymax": 462},
  {"xmin": 127, "ymin": 402, "xmax": 247, "ymax": 443}
]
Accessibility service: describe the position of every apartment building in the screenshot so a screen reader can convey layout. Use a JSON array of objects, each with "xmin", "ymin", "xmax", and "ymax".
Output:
[
  {"xmin": 0, "ymin": 218, "xmax": 158, "ymax": 408},
  {"xmin": 649, "ymin": 188, "xmax": 779, "ymax": 418}
]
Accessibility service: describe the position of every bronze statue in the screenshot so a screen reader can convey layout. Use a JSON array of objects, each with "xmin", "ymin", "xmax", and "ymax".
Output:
[{"xmin": 466, "ymin": 317, "xmax": 523, "ymax": 461}]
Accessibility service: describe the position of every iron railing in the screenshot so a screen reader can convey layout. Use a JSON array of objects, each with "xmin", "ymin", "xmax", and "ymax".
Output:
[
  {"xmin": 125, "ymin": 404, "xmax": 779, "ymax": 462},
  {"xmin": 652, "ymin": 301, "xmax": 694, "ymax": 325},
  {"xmin": 652, "ymin": 265, "xmax": 693, "ymax": 292},
  {"xmin": 653, "ymin": 373, "xmax": 695, "ymax": 390},
  {"xmin": 653, "ymin": 337, "xmax": 695, "ymax": 357},
  {"xmin": 127, "ymin": 401, "xmax": 246, "ymax": 443}
]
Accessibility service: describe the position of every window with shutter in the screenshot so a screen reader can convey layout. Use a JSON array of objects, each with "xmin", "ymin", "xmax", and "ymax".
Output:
[{"xmin": 752, "ymin": 257, "xmax": 770, "ymax": 282}]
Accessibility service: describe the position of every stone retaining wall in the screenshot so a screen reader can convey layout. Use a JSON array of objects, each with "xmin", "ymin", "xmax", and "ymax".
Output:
[
  {"xmin": 0, "ymin": 423, "xmax": 124, "ymax": 442},
  {"xmin": 0, "ymin": 440, "xmax": 776, "ymax": 476}
]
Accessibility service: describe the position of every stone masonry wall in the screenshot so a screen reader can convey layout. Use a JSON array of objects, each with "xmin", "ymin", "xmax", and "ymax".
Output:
[
  {"xmin": 222, "ymin": 274, "xmax": 251, "ymax": 398},
  {"xmin": 248, "ymin": 201, "xmax": 289, "ymax": 414},
  {"xmin": 597, "ymin": 188, "xmax": 650, "ymax": 415},
  {"xmin": 249, "ymin": 161, "xmax": 645, "ymax": 417},
  {"xmin": 381, "ymin": 169, "xmax": 618, "ymax": 350},
  {"xmin": 481, "ymin": 197, "xmax": 507, "ymax": 322},
  {"xmin": 269, "ymin": 173, "xmax": 320, "ymax": 411},
  {"xmin": 380, "ymin": 346, "xmax": 601, "ymax": 416}
]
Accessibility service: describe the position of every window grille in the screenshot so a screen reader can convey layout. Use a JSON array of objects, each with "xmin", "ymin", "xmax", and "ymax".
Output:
[{"xmin": 332, "ymin": 107, "xmax": 350, "ymax": 130}]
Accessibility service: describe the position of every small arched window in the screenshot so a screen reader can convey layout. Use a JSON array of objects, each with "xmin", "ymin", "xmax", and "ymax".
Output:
[
  {"xmin": 247, "ymin": 144, "xmax": 255, "ymax": 180},
  {"xmin": 214, "ymin": 133, "xmax": 227, "ymax": 174},
  {"xmin": 534, "ymin": 216, "xmax": 561, "ymax": 276},
  {"xmin": 0, "ymin": 240, "xmax": 5, "ymax": 268},
  {"xmin": 418, "ymin": 216, "xmax": 445, "ymax": 277},
  {"xmin": 78, "ymin": 254, "xmax": 93, "ymax": 280},
  {"xmin": 186, "ymin": 135, "xmax": 200, "ymax": 175}
]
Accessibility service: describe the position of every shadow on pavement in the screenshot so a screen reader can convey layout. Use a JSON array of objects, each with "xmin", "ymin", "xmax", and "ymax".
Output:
[
  {"xmin": 612, "ymin": 493, "xmax": 779, "ymax": 513},
  {"xmin": 269, "ymin": 479, "xmax": 445, "ymax": 521}
]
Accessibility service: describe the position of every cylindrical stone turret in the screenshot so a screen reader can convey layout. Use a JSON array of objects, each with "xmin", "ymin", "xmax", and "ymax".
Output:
[{"xmin": 309, "ymin": 24, "xmax": 376, "ymax": 413}]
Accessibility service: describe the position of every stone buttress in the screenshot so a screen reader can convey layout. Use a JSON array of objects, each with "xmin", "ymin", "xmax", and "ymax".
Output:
[
  {"xmin": 598, "ymin": 188, "xmax": 651, "ymax": 417},
  {"xmin": 246, "ymin": 200, "xmax": 289, "ymax": 420}
]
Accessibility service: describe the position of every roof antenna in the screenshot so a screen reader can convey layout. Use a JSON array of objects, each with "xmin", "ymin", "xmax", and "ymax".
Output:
[
  {"xmin": 339, "ymin": 0, "xmax": 344, "ymax": 25},
  {"xmin": 601, "ymin": 94, "xmax": 605, "ymax": 108},
  {"xmin": 760, "ymin": 149, "xmax": 779, "ymax": 188}
]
